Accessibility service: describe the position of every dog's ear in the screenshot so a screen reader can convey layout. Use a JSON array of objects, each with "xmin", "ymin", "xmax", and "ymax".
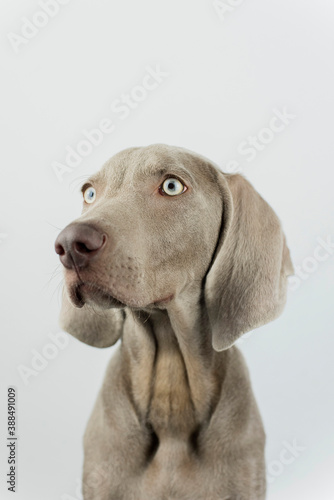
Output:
[
  {"xmin": 205, "ymin": 172, "xmax": 294, "ymax": 351},
  {"xmin": 59, "ymin": 287, "xmax": 124, "ymax": 348}
]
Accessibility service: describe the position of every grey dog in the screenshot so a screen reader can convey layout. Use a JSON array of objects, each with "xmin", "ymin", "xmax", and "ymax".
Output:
[{"xmin": 55, "ymin": 144, "xmax": 293, "ymax": 500}]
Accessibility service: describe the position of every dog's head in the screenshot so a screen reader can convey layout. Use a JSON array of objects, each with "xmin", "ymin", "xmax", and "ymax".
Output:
[{"xmin": 55, "ymin": 144, "xmax": 293, "ymax": 350}]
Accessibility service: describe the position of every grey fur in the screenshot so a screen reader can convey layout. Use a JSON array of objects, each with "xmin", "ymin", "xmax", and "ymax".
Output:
[{"xmin": 58, "ymin": 144, "xmax": 293, "ymax": 500}]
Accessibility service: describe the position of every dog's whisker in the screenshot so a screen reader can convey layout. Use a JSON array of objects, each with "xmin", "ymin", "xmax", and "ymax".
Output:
[
  {"xmin": 49, "ymin": 278, "xmax": 64, "ymax": 304},
  {"xmin": 45, "ymin": 220, "xmax": 63, "ymax": 231},
  {"xmin": 42, "ymin": 266, "xmax": 63, "ymax": 294}
]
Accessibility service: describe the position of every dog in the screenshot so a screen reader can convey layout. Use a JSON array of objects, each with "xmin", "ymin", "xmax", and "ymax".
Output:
[{"xmin": 55, "ymin": 144, "xmax": 293, "ymax": 500}]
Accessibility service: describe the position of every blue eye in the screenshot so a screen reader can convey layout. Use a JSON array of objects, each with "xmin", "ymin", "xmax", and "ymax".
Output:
[
  {"xmin": 161, "ymin": 178, "xmax": 185, "ymax": 196},
  {"xmin": 83, "ymin": 187, "xmax": 96, "ymax": 204}
]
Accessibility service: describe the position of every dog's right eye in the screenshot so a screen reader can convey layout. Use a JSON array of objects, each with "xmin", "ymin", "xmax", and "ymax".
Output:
[
  {"xmin": 83, "ymin": 186, "xmax": 96, "ymax": 204},
  {"xmin": 159, "ymin": 178, "xmax": 187, "ymax": 196}
]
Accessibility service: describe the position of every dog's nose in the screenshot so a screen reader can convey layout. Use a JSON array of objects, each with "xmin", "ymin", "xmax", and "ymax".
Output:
[{"xmin": 55, "ymin": 223, "xmax": 106, "ymax": 269}]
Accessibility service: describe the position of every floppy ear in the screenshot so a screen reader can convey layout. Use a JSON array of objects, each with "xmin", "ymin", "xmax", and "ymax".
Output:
[
  {"xmin": 59, "ymin": 287, "xmax": 124, "ymax": 348},
  {"xmin": 205, "ymin": 172, "xmax": 294, "ymax": 351}
]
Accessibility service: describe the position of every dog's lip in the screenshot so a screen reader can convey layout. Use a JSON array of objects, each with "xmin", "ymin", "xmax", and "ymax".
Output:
[
  {"xmin": 70, "ymin": 282, "xmax": 126, "ymax": 309},
  {"xmin": 70, "ymin": 284, "xmax": 85, "ymax": 308},
  {"xmin": 152, "ymin": 294, "xmax": 174, "ymax": 306},
  {"xmin": 68, "ymin": 280, "xmax": 174, "ymax": 309}
]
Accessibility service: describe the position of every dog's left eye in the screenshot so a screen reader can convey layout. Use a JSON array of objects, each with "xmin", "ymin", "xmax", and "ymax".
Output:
[
  {"xmin": 160, "ymin": 178, "xmax": 186, "ymax": 196},
  {"xmin": 83, "ymin": 187, "xmax": 96, "ymax": 204}
]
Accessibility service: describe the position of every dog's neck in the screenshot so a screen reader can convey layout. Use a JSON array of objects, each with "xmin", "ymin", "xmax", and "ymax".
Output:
[{"xmin": 121, "ymin": 288, "xmax": 225, "ymax": 438}]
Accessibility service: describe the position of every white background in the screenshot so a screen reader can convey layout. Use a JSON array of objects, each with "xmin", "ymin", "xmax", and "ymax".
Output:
[{"xmin": 1, "ymin": 0, "xmax": 334, "ymax": 499}]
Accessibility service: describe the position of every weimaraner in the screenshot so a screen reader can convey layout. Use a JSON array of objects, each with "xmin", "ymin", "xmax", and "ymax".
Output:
[{"xmin": 55, "ymin": 144, "xmax": 293, "ymax": 500}]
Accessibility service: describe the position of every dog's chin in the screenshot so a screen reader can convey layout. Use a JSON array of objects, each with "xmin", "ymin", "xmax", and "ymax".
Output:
[
  {"xmin": 69, "ymin": 283, "xmax": 126, "ymax": 310},
  {"xmin": 67, "ymin": 281, "xmax": 174, "ymax": 310}
]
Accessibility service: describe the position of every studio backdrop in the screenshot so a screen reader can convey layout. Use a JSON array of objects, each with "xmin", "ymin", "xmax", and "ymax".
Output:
[{"xmin": 1, "ymin": 1, "xmax": 334, "ymax": 499}]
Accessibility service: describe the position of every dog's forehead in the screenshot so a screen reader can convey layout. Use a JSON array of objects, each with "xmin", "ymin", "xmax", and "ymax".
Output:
[
  {"xmin": 95, "ymin": 144, "xmax": 219, "ymax": 191},
  {"xmin": 96, "ymin": 147, "xmax": 138, "ymax": 189},
  {"xmin": 133, "ymin": 147, "xmax": 197, "ymax": 182}
]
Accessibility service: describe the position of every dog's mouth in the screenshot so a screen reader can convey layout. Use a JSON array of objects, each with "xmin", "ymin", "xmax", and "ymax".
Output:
[
  {"xmin": 70, "ymin": 282, "xmax": 126, "ymax": 309},
  {"xmin": 69, "ymin": 281, "xmax": 174, "ymax": 310}
]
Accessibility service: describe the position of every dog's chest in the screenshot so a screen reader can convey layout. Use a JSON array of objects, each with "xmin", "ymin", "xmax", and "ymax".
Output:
[
  {"xmin": 147, "ymin": 347, "xmax": 197, "ymax": 436},
  {"xmin": 127, "ymin": 319, "xmax": 198, "ymax": 437}
]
